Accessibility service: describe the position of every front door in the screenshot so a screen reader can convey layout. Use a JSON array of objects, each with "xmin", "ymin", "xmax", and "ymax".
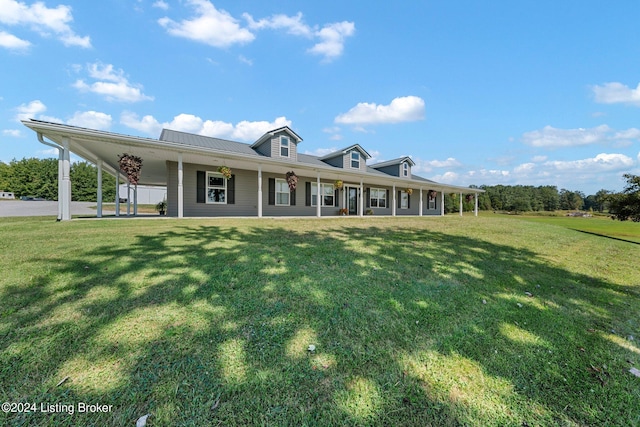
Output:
[{"xmin": 348, "ymin": 187, "xmax": 358, "ymax": 215}]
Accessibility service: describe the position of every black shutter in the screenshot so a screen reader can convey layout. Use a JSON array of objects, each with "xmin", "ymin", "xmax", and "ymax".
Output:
[
  {"xmin": 268, "ymin": 178, "xmax": 275, "ymax": 205},
  {"xmin": 334, "ymin": 189, "xmax": 339, "ymax": 207},
  {"xmin": 386, "ymin": 190, "xmax": 390, "ymax": 208},
  {"xmin": 227, "ymin": 175, "xmax": 235, "ymax": 204},
  {"xmin": 366, "ymin": 188, "xmax": 370, "ymax": 208},
  {"xmin": 291, "ymin": 189, "xmax": 296, "ymax": 206},
  {"xmin": 397, "ymin": 191, "xmax": 401, "ymax": 209},
  {"xmin": 408, "ymin": 194, "xmax": 411, "ymax": 209},
  {"xmin": 305, "ymin": 182, "xmax": 311, "ymax": 206},
  {"xmin": 197, "ymin": 171, "xmax": 205, "ymax": 203}
]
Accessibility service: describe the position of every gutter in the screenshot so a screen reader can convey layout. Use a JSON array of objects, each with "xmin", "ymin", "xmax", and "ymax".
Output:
[{"xmin": 37, "ymin": 132, "xmax": 63, "ymax": 221}]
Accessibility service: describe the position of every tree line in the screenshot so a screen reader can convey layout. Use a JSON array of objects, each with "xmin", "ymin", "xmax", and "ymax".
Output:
[{"xmin": 0, "ymin": 158, "xmax": 117, "ymax": 202}]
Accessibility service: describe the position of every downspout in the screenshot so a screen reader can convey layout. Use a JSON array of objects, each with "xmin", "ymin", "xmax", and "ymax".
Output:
[{"xmin": 37, "ymin": 132, "xmax": 63, "ymax": 221}]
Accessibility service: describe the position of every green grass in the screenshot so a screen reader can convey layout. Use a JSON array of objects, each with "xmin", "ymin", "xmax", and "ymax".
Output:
[
  {"xmin": 0, "ymin": 216, "xmax": 639, "ymax": 426},
  {"xmin": 488, "ymin": 211, "xmax": 640, "ymax": 244}
]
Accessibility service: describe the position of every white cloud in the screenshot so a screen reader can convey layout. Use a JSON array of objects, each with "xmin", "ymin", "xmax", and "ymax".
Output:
[
  {"xmin": 2, "ymin": 129, "xmax": 21, "ymax": 137},
  {"xmin": 304, "ymin": 147, "xmax": 338, "ymax": 157},
  {"xmin": 66, "ymin": 111, "xmax": 112, "ymax": 130},
  {"xmin": 244, "ymin": 12, "xmax": 312, "ymax": 37},
  {"xmin": 335, "ymin": 96, "xmax": 425, "ymax": 125},
  {"xmin": 308, "ymin": 21, "xmax": 355, "ymax": 61},
  {"xmin": 121, "ymin": 111, "xmax": 291, "ymax": 141},
  {"xmin": 158, "ymin": 0, "xmax": 254, "ymax": 48},
  {"xmin": 73, "ymin": 62, "xmax": 154, "ymax": 103},
  {"xmin": 544, "ymin": 153, "xmax": 634, "ymax": 172},
  {"xmin": 592, "ymin": 82, "xmax": 640, "ymax": 106},
  {"xmin": 520, "ymin": 124, "xmax": 640, "ymax": 148},
  {"xmin": 413, "ymin": 157, "xmax": 461, "ymax": 173},
  {"xmin": 152, "ymin": 1, "xmax": 169, "ymax": 10},
  {"xmin": 238, "ymin": 54, "xmax": 253, "ymax": 66},
  {"xmin": 15, "ymin": 99, "xmax": 47, "ymax": 121},
  {"xmin": 0, "ymin": 29, "xmax": 30, "ymax": 50},
  {"xmin": 0, "ymin": 0, "xmax": 91, "ymax": 48},
  {"xmin": 531, "ymin": 155, "xmax": 547, "ymax": 162}
]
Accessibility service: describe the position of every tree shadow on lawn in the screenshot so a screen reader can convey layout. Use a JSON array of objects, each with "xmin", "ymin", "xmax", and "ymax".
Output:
[{"xmin": 1, "ymin": 222, "xmax": 639, "ymax": 426}]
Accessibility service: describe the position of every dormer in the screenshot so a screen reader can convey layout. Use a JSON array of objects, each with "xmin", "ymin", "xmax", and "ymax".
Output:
[
  {"xmin": 251, "ymin": 126, "xmax": 302, "ymax": 161},
  {"xmin": 319, "ymin": 144, "xmax": 372, "ymax": 172},
  {"xmin": 370, "ymin": 156, "xmax": 416, "ymax": 178}
]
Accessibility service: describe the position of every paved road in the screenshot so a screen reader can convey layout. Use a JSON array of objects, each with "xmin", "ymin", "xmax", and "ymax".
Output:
[{"xmin": 0, "ymin": 201, "xmax": 99, "ymax": 217}]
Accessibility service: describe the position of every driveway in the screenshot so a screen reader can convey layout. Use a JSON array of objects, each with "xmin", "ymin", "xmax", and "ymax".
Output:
[{"xmin": 0, "ymin": 201, "xmax": 99, "ymax": 217}]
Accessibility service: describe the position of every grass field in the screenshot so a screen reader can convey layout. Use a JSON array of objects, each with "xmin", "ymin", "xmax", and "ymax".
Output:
[{"xmin": 0, "ymin": 216, "xmax": 639, "ymax": 426}]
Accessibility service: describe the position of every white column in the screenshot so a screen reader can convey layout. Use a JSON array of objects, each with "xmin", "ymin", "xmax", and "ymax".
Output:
[
  {"xmin": 392, "ymin": 184, "xmax": 396, "ymax": 216},
  {"xmin": 61, "ymin": 137, "xmax": 71, "ymax": 221},
  {"xmin": 316, "ymin": 174, "xmax": 321, "ymax": 217},
  {"xmin": 134, "ymin": 184, "xmax": 138, "ymax": 216},
  {"xmin": 440, "ymin": 191, "xmax": 445, "ymax": 216},
  {"xmin": 97, "ymin": 161, "xmax": 102, "ymax": 218},
  {"xmin": 178, "ymin": 154, "xmax": 184, "ymax": 218},
  {"xmin": 474, "ymin": 193, "xmax": 478, "ymax": 217},
  {"xmin": 257, "ymin": 165, "xmax": 263, "ymax": 218},
  {"xmin": 459, "ymin": 192, "xmax": 463, "ymax": 217},
  {"xmin": 126, "ymin": 182, "xmax": 131, "ymax": 216},
  {"xmin": 115, "ymin": 170, "xmax": 120, "ymax": 217},
  {"xmin": 419, "ymin": 188, "xmax": 423, "ymax": 216},
  {"xmin": 359, "ymin": 180, "xmax": 363, "ymax": 216}
]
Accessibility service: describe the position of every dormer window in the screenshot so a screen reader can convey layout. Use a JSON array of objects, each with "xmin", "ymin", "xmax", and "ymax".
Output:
[
  {"xmin": 403, "ymin": 162, "xmax": 409, "ymax": 177},
  {"xmin": 280, "ymin": 136, "xmax": 290, "ymax": 157},
  {"xmin": 351, "ymin": 151, "xmax": 360, "ymax": 168}
]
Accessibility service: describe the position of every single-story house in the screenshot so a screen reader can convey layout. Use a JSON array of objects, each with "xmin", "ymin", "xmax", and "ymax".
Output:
[{"xmin": 21, "ymin": 119, "xmax": 483, "ymax": 220}]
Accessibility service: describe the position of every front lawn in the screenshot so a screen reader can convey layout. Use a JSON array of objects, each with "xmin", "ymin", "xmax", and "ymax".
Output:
[{"xmin": 0, "ymin": 216, "xmax": 638, "ymax": 426}]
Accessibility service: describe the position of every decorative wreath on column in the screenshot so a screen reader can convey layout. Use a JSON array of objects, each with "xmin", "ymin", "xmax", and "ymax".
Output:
[
  {"xmin": 286, "ymin": 171, "xmax": 298, "ymax": 191},
  {"xmin": 118, "ymin": 153, "xmax": 143, "ymax": 185}
]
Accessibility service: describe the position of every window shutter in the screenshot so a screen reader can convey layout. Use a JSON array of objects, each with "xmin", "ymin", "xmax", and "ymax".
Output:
[
  {"xmin": 268, "ymin": 178, "xmax": 275, "ymax": 205},
  {"xmin": 197, "ymin": 171, "xmax": 205, "ymax": 203},
  {"xmin": 334, "ymin": 189, "xmax": 339, "ymax": 207},
  {"xmin": 227, "ymin": 175, "xmax": 235, "ymax": 204},
  {"xmin": 291, "ymin": 189, "xmax": 296, "ymax": 206},
  {"xmin": 408, "ymin": 194, "xmax": 411, "ymax": 209},
  {"xmin": 305, "ymin": 182, "xmax": 311, "ymax": 206},
  {"xmin": 398, "ymin": 191, "xmax": 401, "ymax": 209},
  {"xmin": 366, "ymin": 188, "xmax": 370, "ymax": 208},
  {"xmin": 386, "ymin": 190, "xmax": 390, "ymax": 207}
]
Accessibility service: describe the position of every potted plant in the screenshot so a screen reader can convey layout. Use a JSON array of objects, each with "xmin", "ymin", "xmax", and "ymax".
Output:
[
  {"xmin": 118, "ymin": 153, "xmax": 143, "ymax": 185},
  {"xmin": 156, "ymin": 200, "xmax": 167, "ymax": 216},
  {"xmin": 286, "ymin": 171, "xmax": 298, "ymax": 191},
  {"xmin": 365, "ymin": 209, "xmax": 374, "ymax": 215},
  {"xmin": 338, "ymin": 208, "xmax": 348, "ymax": 216}
]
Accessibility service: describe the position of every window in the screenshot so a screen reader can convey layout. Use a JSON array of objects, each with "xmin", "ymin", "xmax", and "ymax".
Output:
[
  {"xmin": 428, "ymin": 198, "xmax": 436, "ymax": 210},
  {"xmin": 370, "ymin": 188, "xmax": 386, "ymax": 208},
  {"xmin": 280, "ymin": 136, "xmax": 290, "ymax": 157},
  {"xmin": 275, "ymin": 178, "xmax": 290, "ymax": 206},
  {"xmin": 311, "ymin": 183, "xmax": 334, "ymax": 206},
  {"xmin": 403, "ymin": 162, "xmax": 409, "ymax": 177},
  {"xmin": 207, "ymin": 172, "xmax": 226, "ymax": 204},
  {"xmin": 351, "ymin": 151, "xmax": 360, "ymax": 168},
  {"xmin": 400, "ymin": 191, "xmax": 409, "ymax": 209}
]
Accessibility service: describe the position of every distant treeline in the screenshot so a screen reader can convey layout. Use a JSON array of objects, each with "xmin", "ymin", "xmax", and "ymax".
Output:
[
  {"xmin": 0, "ymin": 158, "xmax": 117, "ymax": 202},
  {"xmin": 0, "ymin": 158, "xmax": 617, "ymax": 212}
]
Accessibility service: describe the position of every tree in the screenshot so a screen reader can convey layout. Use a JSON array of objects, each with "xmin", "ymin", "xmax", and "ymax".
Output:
[
  {"xmin": 609, "ymin": 174, "xmax": 640, "ymax": 221},
  {"xmin": 0, "ymin": 161, "xmax": 11, "ymax": 191}
]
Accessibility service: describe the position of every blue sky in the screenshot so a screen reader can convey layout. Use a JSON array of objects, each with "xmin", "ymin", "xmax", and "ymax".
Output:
[{"xmin": 2, "ymin": 0, "xmax": 640, "ymax": 194}]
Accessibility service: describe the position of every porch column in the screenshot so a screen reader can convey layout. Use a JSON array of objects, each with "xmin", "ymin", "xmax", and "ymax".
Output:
[
  {"xmin": 459, "ymin": 192, "xmax": 463, "ymax": 217},
  {"xmin": 359, "ymin": 179, "xmax": 363, "ymax": 217},
  {"xmin": 440, "ymin": 191, "xmax": 445, "ymax": 216},
  {"xmin": 392, "ymin": 184, "xmax": 396, "ymax": 216},
  {"xmin": 96, "ymin": 161, "xmax": 102, "ymax": 218},
  {"xmin": 115, "ymin": 170, "xmax": 120, "ymax": 217},
  {"xmin": 474, "ymin": 193, "xmax": 478, "ymax": 217},
  {"xmin": 419, "ymin": 188, "xmax": 423, "ymax": 216},
  {"xmin": 177, "ymin": 154, "xmax": 184, "ymax": 218},
  {"xmin": 134, "ymin": 184, "xmax": 138, "ymax": 216},
  {"xmin": 316, "ymin": 173, "xmax": 321, "ymax": 217},
  {"xmin": 126, "ymin": 182, "xmax": 131, "ymax": 216},
  {"xmin": 257, "ymin": 165, "xmax": 263, "ymax": 218},
  {"xmin": 61, "ymin": 137, "xmax": 71, "ymax": 221}
]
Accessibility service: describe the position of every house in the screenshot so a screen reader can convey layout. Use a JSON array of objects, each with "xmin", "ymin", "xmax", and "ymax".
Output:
[{"xmin": 21, "ymin": 119, "xmax": 482, "ymax": 220}]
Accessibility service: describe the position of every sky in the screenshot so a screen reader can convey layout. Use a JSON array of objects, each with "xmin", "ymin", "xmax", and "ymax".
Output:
[{"xmin": 2, "ymin": 0, "xmax": 640, "ymax": 195}]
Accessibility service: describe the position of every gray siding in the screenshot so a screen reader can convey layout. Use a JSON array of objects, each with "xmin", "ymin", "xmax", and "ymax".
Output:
[
  {"xmin": 401, "ymin": 162, "xmax": 412, "ymax": 179},
  {"xmin": 343, "ymin": 149, "xmax": 367, "ymax": 172},
  {"xmin": 364, "ymin": 185, "xmax": 392, "ymax": 216},
  {"xmin": 375, "ymin": 164, "xmax": 399, "ymax": 177},
  {"xmin": 270, "ymin": 131, "xmax": 298, "ymax": 162},
  {"xmin": 254, "ymin": 140, "xmax": 272, "ymax": 157},
  {"xmin": 323, "ymin": 155, "xmax": 343, "ymax": 168},
  {"xmin": 167, "ymin": 161, "xmax": 259, "ymax": 217},
  {"xmin": 422, "ymin": 190, "xmax": 441, "ymax": 216}
]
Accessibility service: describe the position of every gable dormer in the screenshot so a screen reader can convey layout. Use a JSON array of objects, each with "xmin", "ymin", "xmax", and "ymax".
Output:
[
  {"xmin": 251, "ymin": 126, "xmax": 302, "ymax": 161},
  {"xmin": 319, "ymin": 144, "xmax": 371, "ymax": 171},
  {"xmin": 370, "ymin": 156, "xmax": 415, "ymax": 178}
]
